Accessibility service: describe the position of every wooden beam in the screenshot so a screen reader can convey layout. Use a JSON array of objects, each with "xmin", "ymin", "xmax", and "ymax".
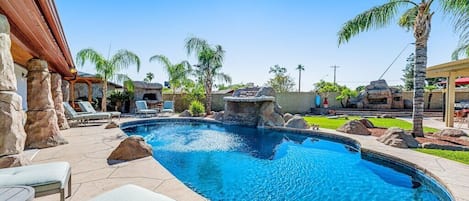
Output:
[
  {"xmin": 86, "ymin": 81, "xmax": 92, "ymax": 103},
  {"xmin": 70, "ymin": 80, "xmax": 75, "ymax": 108}
]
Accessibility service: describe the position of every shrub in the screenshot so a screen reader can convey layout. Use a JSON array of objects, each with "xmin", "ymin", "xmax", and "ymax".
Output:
[{"xmin": 189, "ymin": 100, "xmax": 205, "ymax": 116}]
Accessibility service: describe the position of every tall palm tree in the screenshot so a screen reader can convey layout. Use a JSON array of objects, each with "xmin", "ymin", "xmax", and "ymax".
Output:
[
  {"xmin": 149, "ymin": 55, "xmax": 191, "ymax": 102},
  {"xmin": 185, "ymin": 37, "xmax": 232, "ymax": 115},
  {"xmin": 338, "ymin": 1, "xmax": 469, "ymax": 137},
  {"xmin": 296, "ymin": 64, "xmax": 305, "ymax": 92},
  {"xmin": 76, "ymin": 48, "xmax": 140, "ymax": 112},
  {"xmin": 452, "ymin": 11, "xmax": 469, "ymax": 60}
]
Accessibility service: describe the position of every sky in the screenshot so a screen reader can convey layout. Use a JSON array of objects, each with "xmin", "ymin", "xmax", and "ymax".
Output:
[{"xmin": 55, "ymin": 0, "xmax": 461, "ymax": 91}]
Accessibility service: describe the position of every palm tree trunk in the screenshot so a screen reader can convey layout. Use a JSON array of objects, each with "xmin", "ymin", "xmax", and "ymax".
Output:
[
  {"xmin": 172, "ymin": 87, "xmax": 176, "ymax": 103},
  {"xmin": 412, "ymin": 3, "xmax": 431, "ymax": 137},
  {"xmin": 427, "ymin": 92, "xmax": 432, "ymax": 109},
  {"xmin": 298, "ymin": 70, "xmax": 301, "ymax": 92},
  {"xmin": 102, "ymin": 80, "xmax": 108, "ymax": 112},
  {"xmin": 205, "ymin": 79, "xmax": 212, "ymax": 115}
]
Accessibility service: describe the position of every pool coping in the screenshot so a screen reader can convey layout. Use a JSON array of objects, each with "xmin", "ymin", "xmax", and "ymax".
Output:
[{"xmin": 121, "ymin": 117, "xmax": 469, "ymax": 201}]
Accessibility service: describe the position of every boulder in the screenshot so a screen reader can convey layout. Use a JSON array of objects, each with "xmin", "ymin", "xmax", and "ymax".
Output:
[
  {"xmin": 285, "ymin": 116, "xmax": 309, "ymax": 129},
  {"xmin": 434, "ymin": 129, "xmax": 467, "ymax": 138},
  {"xmin": 107, "ymin": 136, "xmax": 152, "ymax": 163},
  {"xmin": 336, "ymin": 120, "xmax": 371, "ymax": 135},
  {"xmin": 179, "ymin": 110, "xmax": 192, "ymax": 117},
  {"xmin": 0, "ymin": 154, "xmax": 31, "ymax": 168},
  {"xmin": 255, "ymin": 87, "xmax": 275, "ymax": 97},
  {"xmin": 258, "ymin": 102, "xmax": 284, "ymax": 127},
  {"xmin": 213, "ymin": 111, "xmax": 224, "ymax": 121},
  {"xmin": 377, "ymin": 127, "xmax": 419, "ymax": 148},
  {"xmin": 0, "ymin": 31, "xmax": 17, "ymax": 91},
  {"xmin": 105, "ymin": 121, "xmax": 119, "ymax": 129},
  {"xmin": 283, "ymin": 113, "xmax": 294, "ymax": 122},
  {"xmin": 421, "ymin": 142, "xmax": 469, "ymax": 151},
  {"xmin": 358, "ymin": 118, "xmax": 374, "ymax": 128},
  {"xmin": 51, "ymin": 73, "xmax": 69, "ymax": 130}
]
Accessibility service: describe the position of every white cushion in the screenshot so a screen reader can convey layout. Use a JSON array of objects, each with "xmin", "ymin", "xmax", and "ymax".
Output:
[{"xmin": 90, "ymin": 184, "xmax": 175, "ymax": 201}]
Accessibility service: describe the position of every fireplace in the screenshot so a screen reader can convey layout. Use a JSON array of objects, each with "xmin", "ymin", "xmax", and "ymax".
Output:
[
  {"xmin": 131, "ymin": 81, "xmax": 163, "ymax": 112},
  {"xmin": 353, "ymin": 80, "xmax": 404, "ymax": 109}
]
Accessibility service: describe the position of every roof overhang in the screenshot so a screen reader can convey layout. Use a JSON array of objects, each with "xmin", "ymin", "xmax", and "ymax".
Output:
[
  {"xmin": 426, "ymin": 58, "xmax": 469, "ymax": 78},
  {"xmin": 0, "ymin": 0, "xmax": 74, "ymax": 77}
]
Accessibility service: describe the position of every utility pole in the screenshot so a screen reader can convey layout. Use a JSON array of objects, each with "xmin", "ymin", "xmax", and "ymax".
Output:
[{"xmin": 330, "ymin": 65, "xmax": 340, "ymax": 85}]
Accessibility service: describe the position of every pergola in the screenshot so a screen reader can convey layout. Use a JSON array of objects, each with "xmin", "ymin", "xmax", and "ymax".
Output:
[{"xmin": 426, "ymin": 58, "xmax": 469, "ymax": 127}]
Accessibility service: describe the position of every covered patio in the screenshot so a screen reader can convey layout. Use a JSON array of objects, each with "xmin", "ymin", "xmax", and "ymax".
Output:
[{"xmin": 426, "ymin": 58, "xmax": 469, "ymax": 127}]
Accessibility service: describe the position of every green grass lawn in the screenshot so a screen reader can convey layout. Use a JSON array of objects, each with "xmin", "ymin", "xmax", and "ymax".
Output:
[
  {"xmin": 303, "ymin": 116, "xmax": 439, "ymax": 133},
  {"xmin": 415, "ymin": 149, "xmax": 469, "ymax": 165}
]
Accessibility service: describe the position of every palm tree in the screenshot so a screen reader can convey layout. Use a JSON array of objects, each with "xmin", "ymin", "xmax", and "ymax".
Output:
[
  {"xmin": 452, "ymin": 11, "xmax": 469, "ymax": 60},
  {"xmin": 144, "ymin": 72, "xmax": 154, "ymax": 82},
  {"xmin": 76, "ymin": 48, "xmax": 140, "ymax": 112},
  {"xmin": 296, "ymin": 64, "xmax": 305, "ymax": 92},
  {"xmin": 337, "ymin": 1, "xmax": 469, "ymax": 137},
  {"xmin": 185, "ymin": 37, "xmax": 232, "ymax": 114},
  {"xmin": 149, "ymin": 55, "xmax": 191, "ymax": 102}
]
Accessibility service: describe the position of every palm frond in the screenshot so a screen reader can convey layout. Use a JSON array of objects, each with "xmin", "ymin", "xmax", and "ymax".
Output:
[
  {"xmin": 215, "ymin": 73, "xmax": 232, "ymax": 84},
  {"xmin": 338, "ymin": 0, "xmax": 416, "ymax": 45},
  {"xmin": 149, "ymin": 54, "xmax": 173, "ymax": 72},
  {"xmin": 398, "ymin": 6, "xmax": 418, "ymax": 31},
  {"xmin": 111, "ymin": 49, "xmax": 141, "ymax": 73},
  {"xmin": 185, "ymin": 37, "xmax": 209, "ymax": 56},
  {"xmin": 452, "ymin": 43, "xmax": 469, "ymax": 60},
  {"xmin": 76, "ymin": 48, "xmax": 105, "ymax": 67}
]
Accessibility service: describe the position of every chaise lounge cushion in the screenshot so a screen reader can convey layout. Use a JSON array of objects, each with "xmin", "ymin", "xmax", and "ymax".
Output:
[
  {"xmin": 90, "ymin": 184, "xmax": 175, "ymax": 201},
  {"xmin": 0, "ymin": 162, "xmax": 70, "ymax": 195}
]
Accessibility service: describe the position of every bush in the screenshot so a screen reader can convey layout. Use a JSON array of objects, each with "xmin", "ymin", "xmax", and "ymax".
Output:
[{"xmin": 189, "ymin": 100, "xmax": 205, "ymax": 116}]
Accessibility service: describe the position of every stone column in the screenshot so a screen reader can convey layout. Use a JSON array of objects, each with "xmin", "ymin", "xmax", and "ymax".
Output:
[
  {"xmin": 51, "ymin": 73, "xmax": 69, "ymax": 130},
  {"xmin": 62, "ymin": 80, "xmax": 70, "ymax": 102},
  {"xmin": 0, "ymin": 15, "xmax": 27, "ymax": 157},
  {"xmin": 24, "ymin": 59, "xmax": 67, "ymax": 148}
]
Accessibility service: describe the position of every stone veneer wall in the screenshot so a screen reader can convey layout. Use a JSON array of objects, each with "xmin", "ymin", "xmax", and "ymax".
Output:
[
  {"xmin": 24, "ymin": 59, "xmax": 67, "ymax": 148},
  {"xmin": 0, "ymin": 15, "xmax": 27, "ymax": 156}
]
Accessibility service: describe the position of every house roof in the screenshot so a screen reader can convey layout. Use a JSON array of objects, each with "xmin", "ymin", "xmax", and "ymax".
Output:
[{"xmin": 0, "ymin": 0, "xmax": 74, "ymax": 77}]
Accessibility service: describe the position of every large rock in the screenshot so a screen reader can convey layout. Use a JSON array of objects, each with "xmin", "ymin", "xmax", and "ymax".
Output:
[
  {"xmin": 213, "ymin": 111, "xmax": 224, "ymax": 121},
  {"xmin": 434, "ymin": 129, "xmax": 467, "ymax": 138},
  {"xmin": 0, "ymin": 92, "xmax": 26, "ymax": 156},
  {"xmin": 258, "ymin": 102, "xmax": 284, "ymax": 127},
  {"xmin": 24, "ymin": 59, "xmax": 67, "ymax": 149},
  {"xmin": 377, "ymin": 127, "xmax": 419, "ymax": 148},
  {"xmin": 0, "ymin": 154, "xmax": 31, "ymax": 168},
  {"xmin": 105, "ymin": 121, "xmax": 119, "ymax": 129},
  {"xmin": 51, "ymin": 73, "xmax": 69, "ymax": 130},
  {"xmin": 255, "ymin": 87, "xmax": 275, "ymax": 97},
  {"xmin": 285, "ymin": 116, "xmax": 309, "ymax": 129},
  {"xmin": 283, "ymin": 113, "xmax": 294, "ymax": 122},
  {"xmin": 107, "ymin": 136, "xmax": 152, "ymax": 162},
  {"xmin": 179, "ymin": 110, "xmax": 192, "ymax": 117},
  {"xmin": 336, "ymin": 120, "xmax": 371, "ymax": 135},
  {"xmin": 358, "ymin": 118, "xmax": 374, "ymax": 128}
]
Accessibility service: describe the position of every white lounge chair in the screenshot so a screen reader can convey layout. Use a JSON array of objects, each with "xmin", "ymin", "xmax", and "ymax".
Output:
[
  {"xmin": 63, "ymin": 102, "xmax": 111, "ymax": 125},
  {"xmin": 78, "ymin": 101, "xmax": 121, "ymax": 120},
  {"xmin": 90, "ymin": 184, "xmax": 175, "ymax": 201},
  {"xmin": 135, "ymin": 101, "xmax": 158, "ymax": 117},
  {"xmin": 0, "ymin": 162, "xmax": 71, "ymax": 201}
]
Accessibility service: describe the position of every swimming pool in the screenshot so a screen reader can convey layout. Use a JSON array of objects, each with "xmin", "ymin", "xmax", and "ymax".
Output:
[{"xmin": 121, "ymin": 119, "xmax": 453, "ymax": 201}]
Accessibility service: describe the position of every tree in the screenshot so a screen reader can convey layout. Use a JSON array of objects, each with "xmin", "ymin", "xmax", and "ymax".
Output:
[
  {"xmin": 266, "ymin": 65, "xmax": 295, "ymax": 93},
  {"xmin": 296, "ymin": 64, "xmax": 305, "ymax": 92},
  {"xmin": 336, "ymin": 87, "xmax": 358, "ymax": 108},
  {"xmin": 401, "ymin": 53, "xmax": 415, "ymax": 91},
  {"xmin": 452, "ymin": 11, "xmax": 469, "ymax": 60},
  {"xmin": 425, "ymin": 85, "xmax": 437, "ymax": 109},
  {"xmin": 314, "ymin": 80, "xmax": 355, "ymax": 108},
  {"xmin": 149, "ymin": 55, "xmax": 191, "ymax": 102},
  {"xmin": 337, "ymin": 1, "xmax": 469, "ymax": 137},
  {"xmin": 76, "ymin": 48, "xmax": 140, "ymax": 112},
  {"xmin": 144, "ymin": 72, "xmax": 154, "ymax": 82},
  {"xmin": 185, "ymin": 37, "xmax": 232, "ymax": 115}
]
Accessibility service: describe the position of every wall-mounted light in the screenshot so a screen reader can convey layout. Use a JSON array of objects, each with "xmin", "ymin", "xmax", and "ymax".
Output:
[{"xmin": 70, "ymin": 67, "xmax": 77, "ymax": 74}]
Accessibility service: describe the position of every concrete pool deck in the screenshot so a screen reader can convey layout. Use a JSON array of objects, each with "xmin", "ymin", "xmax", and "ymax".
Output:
[{"xmin": 32, "ymin": 117, "xmax": 469, "ymax": 201}]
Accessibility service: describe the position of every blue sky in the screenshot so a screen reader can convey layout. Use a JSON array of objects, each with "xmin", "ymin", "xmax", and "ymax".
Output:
[{"xmin": 56, "ymin": 0, "xmax": 460, "ymax": 91}]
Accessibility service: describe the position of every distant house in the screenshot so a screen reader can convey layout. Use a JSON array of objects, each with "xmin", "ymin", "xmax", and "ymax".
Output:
[{"xmin": 70, "ymin": 71, "xmax": 123, "ymax": 103}]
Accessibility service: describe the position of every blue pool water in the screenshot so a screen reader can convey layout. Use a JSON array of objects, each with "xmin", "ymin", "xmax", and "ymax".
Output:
[{"xmin": 122, "ymin": 121, "xmax": 451, "ymax": 201}]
